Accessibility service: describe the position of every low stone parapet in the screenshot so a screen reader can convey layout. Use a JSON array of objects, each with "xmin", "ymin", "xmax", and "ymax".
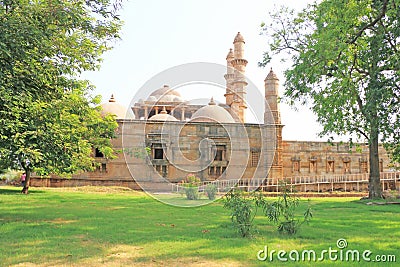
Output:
[{"xmin": 29, "ymin": 177, "xmax": 141, "ymax": 190}]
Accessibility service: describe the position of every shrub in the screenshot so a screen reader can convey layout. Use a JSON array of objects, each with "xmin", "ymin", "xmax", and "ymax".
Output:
[
  {"xmin": 262, "ymin": 182, "xmax": 312, "ymax": 235},
  {"xmin": 205, "ymin": 184, "xmax": 217, "ymax": 200},
  {"xmin": 182, "ymin": 174, "xmax": 201, "ymax": 200},
  {"xmin": 223, "ymin": 182, "xmax": 313, "ymax": 237},
  {"xmin": 184, "ymin": 187, "xmax": 199, "ymax": 200},
  {"xmin": 223, "ymin": 189, "xmax": 264, "ymax": 237}
]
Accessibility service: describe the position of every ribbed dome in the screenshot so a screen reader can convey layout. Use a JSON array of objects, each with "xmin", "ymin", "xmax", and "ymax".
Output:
[
  {"xmin": 101, "ymin": 94, "xmax": 132, "ymax": 119},
  {"xmin": 147, "ymin": 85, "xmax": 184, "ymax": 103},
  {"xmin": 149, "ymin": 107, "xmax": 178, "ymax": 122},
  {"xmin": 190, "ymin": 98, "xmax": 235, "ymax": 123}
]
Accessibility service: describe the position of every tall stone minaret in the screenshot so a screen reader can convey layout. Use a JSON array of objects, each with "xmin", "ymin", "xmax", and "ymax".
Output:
[
  {"xmin": 224, "ymin": 48, "xmax": 235, "ymax": 108},
  {"xmin": 224, "ymin": 32, "xmax": 248, "ymax": 123},
  {"xmin": 264, "ymin": 68, "xmax": 283, "ymax": 180},
  {"xmin": 264, "ymin": 68, "xmax": 281, "ymax": 125}
]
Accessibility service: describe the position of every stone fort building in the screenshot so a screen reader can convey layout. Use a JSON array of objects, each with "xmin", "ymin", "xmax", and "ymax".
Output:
[{"xmin": 32, "ymin": 33, "xmax": 392, "ymax": 190}]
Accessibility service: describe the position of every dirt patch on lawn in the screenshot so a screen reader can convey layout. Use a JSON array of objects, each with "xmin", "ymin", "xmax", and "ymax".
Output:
[
  {"xmin": 46, "ymin": 218, "xmax": 78, "ymax": 224},
  {"xmin": 77, "ymin": 245, "xmax": 245, "ymax": 267}
]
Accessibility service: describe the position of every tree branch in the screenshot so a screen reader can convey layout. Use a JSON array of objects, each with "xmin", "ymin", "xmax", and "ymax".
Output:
[
  {"xmin": 354, "ymin": 127, "xmax": 369, "ymax": 140},
  {"xmin": 278, "ymin": 18, "xmax": 301, "ymax": 53},
  {"xmin": 347, "ymin": 0, "xmax": 388, "ymax": 44},
  {"xmin": 378, "ymin": 19, "xmax": 398, "ymax": 53},
  {"xmin": 355, "ymin": 67, "xmax": 370, "ymax": 76}
]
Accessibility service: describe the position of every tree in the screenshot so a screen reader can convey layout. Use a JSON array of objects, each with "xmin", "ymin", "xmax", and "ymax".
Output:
[
  {"xmin": 260, "ymin": 0, "xmax": 400, "ymax": 198},
  {"xmin": 0, "ymin": 0, "xmax": 123, "ymax": 193},
  {"xmin": 2, "ymin": 90, "xmax": 118, "ymax": 193}
]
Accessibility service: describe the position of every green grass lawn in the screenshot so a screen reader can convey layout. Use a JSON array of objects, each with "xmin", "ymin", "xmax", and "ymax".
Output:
[{"xmin": 0, "ymin": 186, "xmax": 399, "ymax": 266}]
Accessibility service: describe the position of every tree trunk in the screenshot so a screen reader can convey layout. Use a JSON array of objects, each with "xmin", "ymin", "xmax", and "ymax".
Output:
[
  {"xmin": 369, "ymin": 127, "xmax": 381, "ymax": 199},
  {"xmin": 21, "ymin": 169, "xmax": 30, "ymax": 194},
  {"xmin": 367, "ymin": 36, "xmax": 382, "ymax": 199}
]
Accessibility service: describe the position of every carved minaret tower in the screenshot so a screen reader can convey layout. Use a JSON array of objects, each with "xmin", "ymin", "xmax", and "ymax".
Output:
[
  {"xmin": 225, "ymin": 32, "xmax": 248, "ymax": 123},
  {"xmin": 264, "ymin": 68, "xmax": 281, "ymax": 125},
  {"xmin": 224, "ymin": 48, "xmax": 235, "ymax": 108},
  {"xmin": 264, "ymin": 68, "xmax": 283, "ymax": 179}
]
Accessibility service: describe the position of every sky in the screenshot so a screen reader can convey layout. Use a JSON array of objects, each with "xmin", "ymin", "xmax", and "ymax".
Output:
[{"xmin": 81, "ymin": 0, "xmax": 333, "ymax": 141}]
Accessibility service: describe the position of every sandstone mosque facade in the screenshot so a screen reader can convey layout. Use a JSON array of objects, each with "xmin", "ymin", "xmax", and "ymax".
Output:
[{"xmin": 32, "ymin": 33, "xmax": 392, "ymax": 189}]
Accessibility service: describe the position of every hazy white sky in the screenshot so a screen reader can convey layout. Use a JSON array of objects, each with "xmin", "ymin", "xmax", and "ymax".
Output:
[{"xmin": 82, "ymin": 0, "xmax": 334, "ymax": 141}]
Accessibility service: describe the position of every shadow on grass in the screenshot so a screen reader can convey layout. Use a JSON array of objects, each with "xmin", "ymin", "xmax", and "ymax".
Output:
[
  {"xmin": 351, "ymin": 198, "xmax": 400, "ymax": 205},
  {"xmin": 0, "ymin": 187, "xmax": 47, "ymax": 195}
]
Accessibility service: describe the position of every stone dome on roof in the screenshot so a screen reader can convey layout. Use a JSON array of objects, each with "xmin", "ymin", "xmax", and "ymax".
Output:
[
  {"xmin": 265, "ymin": 68, "xmax": 279, "ymax": 81},
  {"xmin": 101, "ymin": 94, "xmax": 133, "ymax": 119},
  {"xmin": 147, "ymin": 85, "xmax": 184, "ymax": 103},
  {"xmin": 234, "ymin": 32, "xmax": 245, "ymax": 43},
  {"xmin": 150, "ymin": 85, "xmax": 181, "ymax": 97},
  {"xmin": 147, "ymin": 96, "xmax": 157, "ymax": 102},
  {"xmin": 149, "ymin": 107, "xmax": 178, "ymax": 122},
  {"xmin": 190, "ymin": 97, "xmax": 235, "ymax": 123}
]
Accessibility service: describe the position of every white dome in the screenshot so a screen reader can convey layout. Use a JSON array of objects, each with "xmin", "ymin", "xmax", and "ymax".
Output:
[
  {"xmin": 190, "ymin": 98, "xmax": 235, "ymax": 123},
  {"xmin": 101, "ymin": 95, "xmax": 133, "ymax": 119},
  {"xmin": 146, "ymin": 85, "xmax": 184, "ymax": 103},
  {"xmin": 158, "ymin": 95, "xmax": 183, "ymax": 102},
  {"xmin": 149, "ymin": 107, "xmax": 178, "ymax": 122},
  {"xmin": 147, "ymin": 96, "xmax": 157, "ymax": 102},
  {"xmin": 150, "ymin": 84, "xmax": 181, "ymax": 97}
]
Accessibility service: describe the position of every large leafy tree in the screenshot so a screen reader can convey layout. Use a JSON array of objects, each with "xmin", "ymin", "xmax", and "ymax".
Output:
[
  {"xmin": 0, "ymin": 0, "xmax": 123, "ymax": 193},
  {"xmin": 260, "ymin": 0, "xmax": 399, "ymax": 198}
]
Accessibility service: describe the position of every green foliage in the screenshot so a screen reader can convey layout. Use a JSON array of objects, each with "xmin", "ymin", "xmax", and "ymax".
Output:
[
  {"xmin": 260, "ymin": 0, "xmax": 400, "ymax": 198},
  {"xmin": 124, "ymin": 147, "xmax": 151, "ymax": 159},
  {"xmin": 0, "ymin": 0, "xmax": 123, "ymax": 192},
  {"xmin": 0, "ymin": 169, "xmax": 21, "ymax": 184},
  {"xmin": 205, "ymin": 183, "xmax": 217, "ymax": 200},
  {"xmin": 185, "ymin": 173, "xmax": 201, "ymax": 185},
  {"xmin": 184, "ymin": 187, "xmax": 199, "ymax": 200},
  {"xmin": 224, "ymin": 184, "xmax": 312, "ymax": 237},
  {"xmin": 223, "ymin": 189, "xmax": 264, "ymax": 237},
  {"xmin": 386, "ymin": 143, "xmax": 400, "ymax": 165},
  {"xmin": 262, "ymin": 183, "xmax": 312, "ymax": 235},
  {"xmin": 182, "ymin": 174, "xmax": 201, "ymax": 200}
]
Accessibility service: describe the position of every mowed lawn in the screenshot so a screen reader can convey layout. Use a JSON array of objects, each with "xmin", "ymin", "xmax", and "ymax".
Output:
[{"xmin": 0, "ymin": 186, "xmax": 399, "ymax": 266}]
